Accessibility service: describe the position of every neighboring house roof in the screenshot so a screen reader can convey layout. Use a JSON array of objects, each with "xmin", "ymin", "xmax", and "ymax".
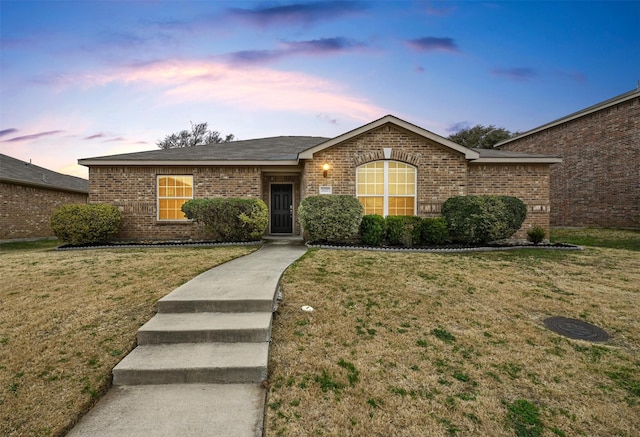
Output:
[
  {"xmin": 78, "ymin": 115, "xmax": 561, "ymax": 167},
  {"xmin": 495, "ymin": 87, "xmax": 640, "ymax": 147},
  {"xmin": 0, "ymin": 154, "xmax": 89, "ymax": 194}
]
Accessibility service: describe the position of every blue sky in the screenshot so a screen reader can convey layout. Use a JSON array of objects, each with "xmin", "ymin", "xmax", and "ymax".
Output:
[{"xmin": 1, "ymin": 0, "xmax": 638, "ymax": 178}]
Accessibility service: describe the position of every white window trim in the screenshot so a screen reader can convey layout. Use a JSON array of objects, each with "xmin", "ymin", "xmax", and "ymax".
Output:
[
  {"xmin": 156, "ymin": 175, "xmax": 194, "ymax": 221},
  {"xmin": 356, "ymin": 160, "xmax": 417, "ymax": 216}
]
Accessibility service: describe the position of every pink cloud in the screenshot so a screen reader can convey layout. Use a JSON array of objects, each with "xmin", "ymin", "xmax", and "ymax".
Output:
[{"xmin": 57, "ymin": 60, "xmax": 386, "ymax": 122}]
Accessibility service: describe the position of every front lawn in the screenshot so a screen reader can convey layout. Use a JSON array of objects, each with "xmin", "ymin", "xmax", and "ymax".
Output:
[
  {"xmin": 0, "ymin": 243, "xmax": 257, "ymax": 436},
  {"xmin": 266, "ymin": 233, "xmax": 639, "ymax": 436},
  {"xmin": 551, "ymin": 227, "xmax": 640, "ymax": 251}
]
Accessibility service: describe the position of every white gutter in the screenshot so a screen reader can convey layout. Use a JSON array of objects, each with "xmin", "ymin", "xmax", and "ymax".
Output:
[{"xmin": 78, "ymin": 159, "xmax": 300, "ymax": 167}]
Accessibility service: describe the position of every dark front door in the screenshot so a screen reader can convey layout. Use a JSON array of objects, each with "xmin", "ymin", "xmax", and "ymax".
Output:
[{"xmin": 271, "ymin": 184, "xmax": 293, "ymax": 233}]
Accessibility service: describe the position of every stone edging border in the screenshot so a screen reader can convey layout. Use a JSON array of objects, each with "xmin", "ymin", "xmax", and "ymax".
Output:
[
  {"xmin": 306, "ymin": 243, "xmax": 583, "ymax": 253},
  {"xmin": 55, "ymin": 241, "xmax": 264, "ymax": 251},
  {"xmin": 55, "ymin": 240, "xmax": 582, "ymax": 253}
]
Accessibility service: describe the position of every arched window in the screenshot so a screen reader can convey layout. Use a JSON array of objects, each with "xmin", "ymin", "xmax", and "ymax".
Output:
[{"xmin": 356, "ymin": 161, "xmax": 416, "ymax": 216}]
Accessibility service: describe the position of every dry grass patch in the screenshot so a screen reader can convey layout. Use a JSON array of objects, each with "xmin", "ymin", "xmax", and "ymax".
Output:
[
  {"xmin": 266, "ymin": 247, "xmax": 639, "ymax": 436},
  {"xmin": 0, "ymin": 243, "xmax": 257, "ymax": 436}
]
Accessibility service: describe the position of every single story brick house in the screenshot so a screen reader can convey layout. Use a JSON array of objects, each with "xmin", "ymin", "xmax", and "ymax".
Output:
[
  {"xmin": 79, "ymin": 115, "xmax": 561, "ymax": 241},
  {"xmin": 0, "ymin": 154, "xmax": 89, "ymax": 242},
  {"xmin": 496, "ymin": 87, "xmax": 639, "ymax": 228}
]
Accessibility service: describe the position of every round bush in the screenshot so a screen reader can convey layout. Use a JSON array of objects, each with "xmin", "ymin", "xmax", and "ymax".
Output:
[
  {"xmin": 51, "ymin": 204, "xmax": 122, "ymax": 245},
  {"xmin": 421, "ymin": 217, "xmax": 449, "ymax": 245},
  {"xmin": 441, "ymin": 195, "xmax": 527, "ymax": 244},
  {"xmin": 298, "ymin": 195, "xmax": 363, "ymax": 244},
  {"xmin": 360, "ymin": 214, "xmax": 386, "ymax": 246},
  {"xmin": 385, "ymin": 215, "xmax": 423, "ymax": 247}
]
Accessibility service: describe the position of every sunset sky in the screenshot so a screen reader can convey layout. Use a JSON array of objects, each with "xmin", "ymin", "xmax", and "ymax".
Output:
[{"xmin": 1, "ymin": 0, "xmax": 638, "ymax": 179}]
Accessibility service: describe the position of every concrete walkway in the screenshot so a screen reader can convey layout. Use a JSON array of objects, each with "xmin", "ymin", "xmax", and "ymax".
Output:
[{"xmin": 67, "ymin": 241, "xmax": 307, "ymax": 437}]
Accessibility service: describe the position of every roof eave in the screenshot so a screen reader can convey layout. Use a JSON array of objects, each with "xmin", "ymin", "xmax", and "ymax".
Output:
[
  {"xmin": 78, "ymin": 159, "xmax": 300, "ymax": 167},
  {"xmin": 469, "ymin": 157, "xmax": 563, "ymax": 164}
]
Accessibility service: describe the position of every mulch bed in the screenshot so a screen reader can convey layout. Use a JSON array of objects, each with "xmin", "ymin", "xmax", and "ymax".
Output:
[
  {"xmin": 307, "ymin": 241, "xmax": 581, "ymax": 253},
  {"xmin": 56, "ymin": 240, "xmax": 263, "ymax": 250},
  {"xmin": 56, "ymin": 239, "xmax": 580, "ymax": 253}
]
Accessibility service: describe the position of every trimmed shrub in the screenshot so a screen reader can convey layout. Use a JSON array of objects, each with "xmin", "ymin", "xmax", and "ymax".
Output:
[
  {"xmin": 360, "ymin": 214, "xmax": 386, "ymax": 246},
  {"xmin": 384, "ymin": 216, "xmax": 405, "ymax": 246},
  {"xmin": 527, "ymin": 226, "xmax": 546, "ymax": 245},
  {"xmin": 441, "ymin": 195, "xmax": 527, "ymax": 244},
  {"xmin": 421, "ymin": 217, "xmax": 450, "ymax": 245},
  {"xmin": 502, "ymin": 196, "xmax": 528, "ymax": 234},
  {"xmin": 181, "ymin": 198, "xmax": 268, "ymax": 242},
  {"xmin": 385, "ymin": 215, "xmax": 423, "ymax": 247},
  {"xmin": 298, "ymin": 195, "xmax": 363, "ymax": 243},
  {"xmin": 51, "ymin": 204, "xmax": 122, "ymax": 245}
]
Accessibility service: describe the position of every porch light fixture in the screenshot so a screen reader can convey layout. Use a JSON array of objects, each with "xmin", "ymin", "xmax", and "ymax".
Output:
[{"xmin": 322, "ymin": 163, "xmax": 330, "ymax": 178}]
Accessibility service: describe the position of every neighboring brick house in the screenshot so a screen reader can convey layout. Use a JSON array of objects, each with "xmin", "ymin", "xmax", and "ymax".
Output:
[
  {"xmin": 0, "ymin": 154, "xmax": 88, "ymax": 241},
  {"xmin": 79, "ymin": 115, "xmax": 561, "ymax": 241},
  {"xmin": 496, "ymin": 88, "xmax": 640, "ymax": 228}
]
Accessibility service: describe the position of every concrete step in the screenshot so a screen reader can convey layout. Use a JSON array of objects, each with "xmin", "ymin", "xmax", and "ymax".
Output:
[
  {"xmin": 157, "ymin": 297, "xmax": 275, "ymax": 314},
  {"xmin": 137, "ymin": 312, "xmax": 273, "ymax": 344},
  {"xmin": 113, "ymin": 342, "xmax": 269, "ymax": 385}
]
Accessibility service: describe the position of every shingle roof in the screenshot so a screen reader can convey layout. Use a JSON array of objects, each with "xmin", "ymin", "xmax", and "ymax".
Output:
[
  {"xmin": 77, "ymin": 117, "xmax": 561, "ymax": 166},
  {"xmin": 495, "ymin": 87, "xmax": 640, "ymax": 147},
  {"xmin": 79, "ymin": 136, "xmax": 330, "ymax": 165},
  {"xmin": 0, "ymin": 154, "xmax": 89, "ymax": 193}
]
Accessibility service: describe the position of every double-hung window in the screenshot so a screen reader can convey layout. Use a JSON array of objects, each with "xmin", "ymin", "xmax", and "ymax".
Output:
[
  {"xmin": 356, "ymin": 161, "xmax": 416, "ymax": 216},
  {"xmin": 157, "ymin": 175, "xmax": 193, "ymax": 221}
]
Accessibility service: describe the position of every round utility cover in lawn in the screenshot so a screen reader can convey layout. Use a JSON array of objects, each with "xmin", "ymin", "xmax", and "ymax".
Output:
[{"xmin": 543, "ymin": 316, "xmax": 609, "ymax": 342}]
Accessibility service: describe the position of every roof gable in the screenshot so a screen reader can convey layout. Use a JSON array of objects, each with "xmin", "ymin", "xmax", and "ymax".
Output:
[
  {"xmin": 298, "ymin": 115, "xmax": 480, "ymax": 160},
  {"xmin": 0, "ymin": 154, "xmax": 88, "ymax": 193}
]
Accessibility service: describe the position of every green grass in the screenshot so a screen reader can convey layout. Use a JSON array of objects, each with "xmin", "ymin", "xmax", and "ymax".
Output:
[
  {"xmin": 551, "ymin": 228, "xmax": 640, "ymax": 251},
  {"xmin": 0, "ymin": 239, "xmax": 60, "ymax": 251}
]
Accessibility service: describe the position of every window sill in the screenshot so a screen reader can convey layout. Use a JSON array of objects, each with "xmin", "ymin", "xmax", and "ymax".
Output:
[{"xmin": 155, "ymin": 220, "xmax": 194, "ymax": 225}]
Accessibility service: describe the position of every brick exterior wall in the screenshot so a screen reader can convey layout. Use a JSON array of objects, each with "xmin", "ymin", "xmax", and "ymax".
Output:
[
  {"xmin": 88, "ymin": 166, "xmax": 262, "ymax": 240},
  {"xmin": 301, "ymin": 124, "xmax": 552, "ymax": 238},
  {"xmin": 499, "ymin": 95, "xmax": 640, "ymax": 228},
  {"xmin": 467, "ymin": 164, "xmax": 551, "ymax": 238},
  {"xmin": 0, "ymin": 182, "xmax": 88, "ymax": 241}
]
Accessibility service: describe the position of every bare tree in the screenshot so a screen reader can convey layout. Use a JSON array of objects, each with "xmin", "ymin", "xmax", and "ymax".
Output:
[{"xmin": 157, "ymin": 122, "xmax": 235, "ymax": 149}]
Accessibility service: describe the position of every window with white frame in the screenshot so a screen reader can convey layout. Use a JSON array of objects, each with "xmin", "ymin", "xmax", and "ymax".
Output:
[
  {"xmin": 356, "ymin": 161, "xmax": 416, "ymax": 216},
  {"xmin": 157, "ymin": 175, "xmax": 193, "ymax": 220}
]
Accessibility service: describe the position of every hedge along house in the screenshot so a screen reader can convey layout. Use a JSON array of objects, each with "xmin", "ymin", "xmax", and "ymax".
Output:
[{"xmin": 78, "ymin": 115, "xmax": 561, "ymax": 241}]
